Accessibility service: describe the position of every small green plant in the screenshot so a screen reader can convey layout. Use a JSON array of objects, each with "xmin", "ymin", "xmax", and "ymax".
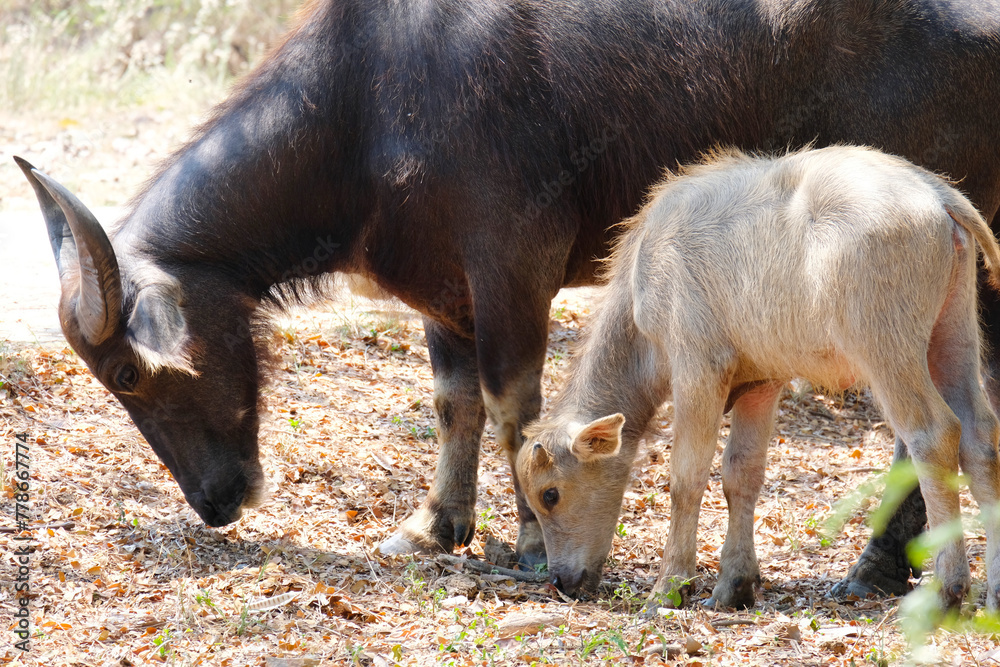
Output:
[
  {"xmin": 348, "ymin": 642, "xmax": 367, "ymax": 665},
  {"xmin": 653, "ymin": 576, "xmax": 693, "ymax": 608},
  {"xmin": 431, "ymin": 586, "xmax": 447, "ymax": 612},
  {"xmin": 865, "ymin": 648, "xmax": 888, "ymax": 666},
  {"xmin": 440, "ymin": 610, "xmax": 501, "ymax": 660},
  {"xmin": 404, "ymin": 559, "xmax": 432, "ymax": 612},
  {"xmin": 616, "ymin": 522, "xmax": 627, "ymax": 538},
  {"xmin": 806, "ymin": 514, "xmax": 833, "ymax": 548},
  {"xmin": 477, "ymin": 507, "xmax": 496, "ymax": 533},
  {"xmin": 394, "ymin": 415, "xmax": 435, "ymax": 440},
  {"xmin": 117, "ymin": 504, "xmax": 140, "ymax": 528},
  {"xmin": 612, "ymin": 580, "xmax": 631, "ymax": 600},
  {"xmin": 235, "ymin": 599, "xmax": 252, "ymax": 636},
  {"xmin": 195, "ymin": 590, "xmax": 219, "ymax": 612},
  {"xmin": 152, "ymin": 627, "xmax": 173, "ymax": 657},
  {"xmin": 609, "ymin": 580, "xmax": 645, "ymax": 613},
  {"xmin": 288, "ymin": 416, "xmax": 301, "ymax": 430},
  {"xmin": 578, "ymin": 628, "xmax": 629, "ymax": 661}
]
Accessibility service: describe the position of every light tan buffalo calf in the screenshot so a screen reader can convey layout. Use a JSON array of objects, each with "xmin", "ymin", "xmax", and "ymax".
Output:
[{"xmin": 517, "ymin": 145, "xmax": 1000, "ymax": 612}]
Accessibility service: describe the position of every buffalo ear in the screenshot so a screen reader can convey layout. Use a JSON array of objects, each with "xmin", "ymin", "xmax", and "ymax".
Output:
[
  {"xmin": 569, "ymin": 414, "xmax": 625, "ymax": 462},
  {"xmin": 127, "ymin": 281, "xmax": 195, "ymax": 374}
]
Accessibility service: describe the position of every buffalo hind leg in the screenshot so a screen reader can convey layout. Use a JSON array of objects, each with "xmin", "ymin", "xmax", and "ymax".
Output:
[
  {"xmin": 708, "ymin": 380, "xmax": 783, "ymax": 609},
  {"xmin": 379, "ymin": 318, "xmax": 486, "ymax": 554},
  {"xmin": 830, "ymin": 436, "xmax": 926, "ymax": 600}
]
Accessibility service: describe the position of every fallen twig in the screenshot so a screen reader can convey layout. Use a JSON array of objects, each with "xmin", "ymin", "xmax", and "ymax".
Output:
[
  {"xmin": 436, "ymin": 554, "xmax": 547, "ymax": 583},
  {"xmin": 711, "ymin": 618, "xmax": 758, "ymax": 628},
  {"xmin": 0, "ymin": 521, "xmax": 75, "ymax": 533}
]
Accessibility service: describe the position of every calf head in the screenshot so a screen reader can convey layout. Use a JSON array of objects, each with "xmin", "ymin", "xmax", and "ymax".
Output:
[
  {"xmin": 16, "ymin": 158, "xmax": 266, "ymax": 527},
  {"xmin": 517, "ymin": 413, "xmax": 630, "ymax": 595}
]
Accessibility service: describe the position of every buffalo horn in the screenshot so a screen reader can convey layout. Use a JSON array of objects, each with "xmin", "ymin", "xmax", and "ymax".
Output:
[{"xmin": 14, "ymin": 157, "xmax": 122, "ymax": 345}]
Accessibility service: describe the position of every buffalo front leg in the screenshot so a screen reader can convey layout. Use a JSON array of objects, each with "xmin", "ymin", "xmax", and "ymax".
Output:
[
  {"xmin": 830, "ymin": 436, "xmax": 926, "ymax": 600},
  {"xmin": 707, "ymin": 380, "xmax": 783, "ymax": 609},
  {"xmin": 477, "ymin": 318, "xmax": 549, "ymax": 569},
  {"xmin": 483, "ymin": 368, "xmax": 545, "ymax": 568},
  {"xmin": 379, "ymin": 318, "xmax": 486, "ymax": 554}
]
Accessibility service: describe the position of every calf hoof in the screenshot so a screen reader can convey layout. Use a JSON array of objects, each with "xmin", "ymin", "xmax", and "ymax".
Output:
[
  {"xmin": 939, "ymin": 580, "xmax": 970, "ymax": 611},
  {"xmin": 642, "ymin": 579, "xmax": 694, "ymax": 617},
  {"xmin": 704, "ymin": 575, "xmax": 758, "ymax": 610},
  {"xmin": 377, "ymin": 505, "xmax": 474, "ymax": 556},
  {"xmin": 989, "ymin": 583, "xmax": 1000, "ymax": 612}
]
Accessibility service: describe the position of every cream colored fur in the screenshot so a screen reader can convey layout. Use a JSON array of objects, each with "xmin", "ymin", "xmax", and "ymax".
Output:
[{"xmin": 518, "ymin": 145, "xmax": 1000, "ymax": 612}]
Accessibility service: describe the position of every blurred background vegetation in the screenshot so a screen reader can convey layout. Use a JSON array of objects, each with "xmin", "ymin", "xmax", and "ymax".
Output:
[{"xmin": 0, "ymin": 0, "xmax": 301, "ymax": 113}]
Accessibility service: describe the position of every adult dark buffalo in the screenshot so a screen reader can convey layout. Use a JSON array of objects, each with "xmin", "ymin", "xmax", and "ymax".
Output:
[{"xmin": 17, "ymin": 0, "xmax": 1000, "ymax": 601}]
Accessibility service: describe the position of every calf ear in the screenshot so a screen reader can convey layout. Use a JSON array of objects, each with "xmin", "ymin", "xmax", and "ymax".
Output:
[
  {"xmin": 570, "ymin": 414, "xmax": 625, "ymax": 461},
  {"xmin": 127, "ymin": 282, "xmax": 195, "ymax": 374}
]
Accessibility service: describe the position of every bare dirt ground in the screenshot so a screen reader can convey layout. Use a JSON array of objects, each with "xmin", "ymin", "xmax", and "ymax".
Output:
[{"xmin": 1, "ymin": 108, "xmax": 998, "ymax": 666}]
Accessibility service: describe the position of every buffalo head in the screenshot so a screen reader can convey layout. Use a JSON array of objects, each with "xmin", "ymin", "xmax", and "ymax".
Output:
[
  {"xmin": 16, "ymin": 157, "xmax": 267, "ymax": 526},
  {"xmin": 517, "ymin": 413, "xmax": 630, "ymax": 596}
]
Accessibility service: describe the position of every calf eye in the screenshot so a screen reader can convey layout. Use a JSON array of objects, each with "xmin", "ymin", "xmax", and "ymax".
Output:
[
  {"xmin": 542, "ymin": 488, "xmax": 559, "ymax": 510},
  {"xmin": 116, "ymin": 365, "xmax": 139, "ymax": 392}
]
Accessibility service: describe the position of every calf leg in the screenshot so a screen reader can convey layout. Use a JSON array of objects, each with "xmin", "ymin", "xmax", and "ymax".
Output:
[
  {"xmin": 929, "ymin": 291, "xmax": 1000, "ymax": 610},
  {"xmin": 939, "ymin": 373, "xmax": 1000, "ymax": 610},
  {"xmin": 379, "ymin": 318, "xmax": 486, "ymax": 554},
  {"xmin": 708, "ymin": 380, "xmax": 783, "ymax": 609},
  {"xmin": 870, "ymin": 372, "xmax": 968, "ymax": 609},
  {"xmin": 830, "ymin": 436, "xmax": 926, "ymax": 599},
  {"xmin": 649, "ymin": 371, "xmax": 729, "ymax": 610}
]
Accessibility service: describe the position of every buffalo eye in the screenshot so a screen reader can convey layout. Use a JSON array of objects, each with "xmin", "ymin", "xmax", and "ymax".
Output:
[
  {"xmin": 542, "ymin": 488, "xmax": 559, "ymax": 510},
  {"xmin": 115, "ymin": 365, "xmax": 139, "ymax": 392}
]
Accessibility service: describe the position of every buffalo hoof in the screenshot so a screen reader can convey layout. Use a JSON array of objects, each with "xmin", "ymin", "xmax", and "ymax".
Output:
[
  {"xmin": 829, "ymin": 553, "xmax": 911, "ymax": 600},
  {"xmin": 831, "ymin": 484, "xmax": 925, "ymax": 600},
  {"xmin": 515, "ymin": 549, "xmax": 547, "ymax": 573},
  {"xmin": 378, "ymin": 530, "xmax": 436, "ymax": 556},
  {"xmin": 704, "ymin": 575, "xmax": 759, "ymax": 610},
  {"xmin": 514, "ymin": 519, "xmax": 547, "ymax": 572},
  {"xmin": 377, "ymin": 505, "xmax": 474, "ymax": 556}
]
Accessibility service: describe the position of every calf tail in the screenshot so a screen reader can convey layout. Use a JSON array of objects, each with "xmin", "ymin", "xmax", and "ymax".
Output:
[{"xmin": 944, "ymin": 194, "xmax": 1000, "ymax": 291}]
